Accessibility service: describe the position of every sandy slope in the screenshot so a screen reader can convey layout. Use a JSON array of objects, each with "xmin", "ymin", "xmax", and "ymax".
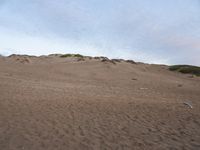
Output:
[{"xmin": 0, "ymin": 55, "xmax": 200, "ymax": 150}]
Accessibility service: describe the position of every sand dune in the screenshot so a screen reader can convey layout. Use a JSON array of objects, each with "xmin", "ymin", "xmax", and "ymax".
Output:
[{"xmin": 0, "ymin": 55, "xmax": 200, "ymax": 150}]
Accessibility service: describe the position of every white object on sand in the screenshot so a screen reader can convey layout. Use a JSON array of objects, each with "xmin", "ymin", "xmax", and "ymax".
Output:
[{"xmin": 183, "ymin": 102, "xmax": 193, "ymax": 109}]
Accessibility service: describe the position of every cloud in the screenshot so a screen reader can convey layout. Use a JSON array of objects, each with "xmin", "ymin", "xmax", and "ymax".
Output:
[{"xmin": 0, "ymin": 0, "xmax": 200, "ymax": 65}]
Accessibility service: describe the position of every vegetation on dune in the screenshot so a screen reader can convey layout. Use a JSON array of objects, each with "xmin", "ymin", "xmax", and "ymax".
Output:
[
  {"xmin": 169, "ymin": 65, "xmax": 200, "ymax": 76},
  {"xmin": 60, "ymin": 54, "xmax": 84, "ymax": 58},
  {"xmin": 125, "ymin": 60, "xmax": 136, "ymax": 64},
  {"xmin": 101, "ymin": 58, "xmax": 116, "ymax": 64},
  {"xmin": 73, "ymin": 54, "xmax": 84, "ymax": 58},
  {"xmin": 60, "ymin": 54, "xmax": 138, "ymax": 65}
]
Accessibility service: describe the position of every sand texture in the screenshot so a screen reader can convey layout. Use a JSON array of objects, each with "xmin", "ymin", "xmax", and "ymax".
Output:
[{"xmin": 0, "ymin": 55, "xmax": 200, "ymax": 150}]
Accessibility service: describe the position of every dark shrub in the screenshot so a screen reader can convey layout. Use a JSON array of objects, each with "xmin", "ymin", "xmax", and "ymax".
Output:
[
  {"xmin": 169, "ymin": 65, "xmax": 200, "ymax": 76},
  {"xmin": 126, "ymin": 60, "xmax": 136, "ymax": 64},
  {"xmin": 111, "ymin": 59, "xmax": 122, "ymax": 63},
  {"xmin": 60, "ymin": 54, "xmax": 84, "ymax": 58},
  {"xmin": 73, "ymin": 54, "xmax": 84, "ymax": 58},
  {"xmin": 101, "ymin": 58, "xmax": 116, "ymax": 64},
  {"xmin": 60, "ymin": 54, "xmax": 73, "ymax": 58}
]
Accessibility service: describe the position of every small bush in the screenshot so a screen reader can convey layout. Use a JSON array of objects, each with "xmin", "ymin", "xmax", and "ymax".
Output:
[
  {"xmin": 101, "ymin": 58, "xmax": 116, "ymax": 64},
  {"xmin": 60, "ymin": 54, "xmax": 73, "ymax": 58},
  {"xmin": 126, "ymin": 60, "xmax": 136, "ymax": 64},
  {"xmin": 60, "ymin": 54, "xmax": 84, "ymax": 58},
  {"xmin": 94, "ymin": 57, "xmax": 100, "ymax": 59},
  {"xmin": 111, "ymin": 59, "xmax": 122, "ymax": 62},
  {"xmin": 73, "ymin": 54, "xmax": 84, "ymax": 58},
  {"xmin": 169, "ymin": 65, "xmax": 200, "ymax": 76}
]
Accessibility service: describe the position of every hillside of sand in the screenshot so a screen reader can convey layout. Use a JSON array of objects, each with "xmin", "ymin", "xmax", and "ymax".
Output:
[{"xmin": 0, "ymin": 54, "xmax": 200, "ymax": 150}]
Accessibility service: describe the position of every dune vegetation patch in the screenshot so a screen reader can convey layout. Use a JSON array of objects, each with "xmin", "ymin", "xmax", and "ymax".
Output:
[
  {"xmin": 60, "ymin": 54, "xmax": 84, "ymax": 58},
  {"xmin": 125, "ymin": 60, "xmax": 136, "ymax": 64},
  {"xmin": 169, "ymin": 65, "xmax": 200, "ymax": 76}
]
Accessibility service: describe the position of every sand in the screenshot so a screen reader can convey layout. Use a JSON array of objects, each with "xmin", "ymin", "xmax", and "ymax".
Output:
[{"xmin": 0, "ymin": 55, "xmax": 200, "ymax": 150}]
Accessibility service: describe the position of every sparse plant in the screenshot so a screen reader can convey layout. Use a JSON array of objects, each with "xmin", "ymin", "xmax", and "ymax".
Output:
[
  {"xmin": 101, "ymin": 58, "xmax": 116, "ymax": 64},
  {"xmin": 60, "ymin": 54, "xmax": 84, "ymax": 58},
  {"xmin": 169, "ymin": 65, "xmax": 200, "ymax": 76},
  {"xmin": 111, "ymin": 59, "xmax": 122, "ymax": 62},
  {"xmin": 73, "ymin": 54, "xmax": 84, "ymax": 58},
  {"xmin": 60, "ymin": 54, "xmax": 73, "ymax": 58},
  {"xmin": 126, "ymin": 60, "xmax": 136, "ymax": 64}
]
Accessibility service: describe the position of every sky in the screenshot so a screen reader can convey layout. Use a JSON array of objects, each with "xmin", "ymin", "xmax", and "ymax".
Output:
[{"xmin": 0, "ymin": 0, "xmax": 200, "ymax": 65}]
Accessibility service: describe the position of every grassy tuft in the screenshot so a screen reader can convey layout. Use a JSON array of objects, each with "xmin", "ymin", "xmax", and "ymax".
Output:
[
  {"xmin": 169, "ymin": 65, "xmax": 200, "ymax": 76},
  {"xmin": 60, "ymin": 54, "xmax": 73, "ymax": 58},
  {"xmin": 60, "ymin": 54, "xmax": 84, "ymax": 58},
  {"xmin": 73, "ymin": 54, "xmax": 84, "ymax": 58}
]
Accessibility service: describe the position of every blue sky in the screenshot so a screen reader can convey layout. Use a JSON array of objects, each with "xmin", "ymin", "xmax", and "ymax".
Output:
[{"xmin": 0, "ymin": 0, "xmax": 200, "ymax": 65}]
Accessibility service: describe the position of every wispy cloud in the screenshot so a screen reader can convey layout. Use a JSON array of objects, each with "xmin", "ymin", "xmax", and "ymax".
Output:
[{"xmin": 0, "ymin": 0, "xmax": 200, "ymax": 65}]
